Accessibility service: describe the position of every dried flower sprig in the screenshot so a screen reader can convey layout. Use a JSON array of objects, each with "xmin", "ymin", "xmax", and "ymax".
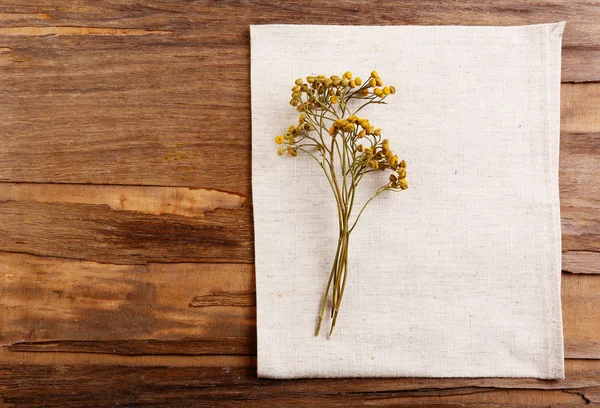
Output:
[{"xmin": 275, "ymin": 70, "xmax": 408, "ymax": 338}]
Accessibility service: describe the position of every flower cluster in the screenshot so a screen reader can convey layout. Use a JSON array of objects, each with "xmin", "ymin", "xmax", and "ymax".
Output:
[
  {"xmin": 274, "ymin": 71, "xmax": 408, "ymax": 338},
  {"xmin": 288, "ymin": 70, "xmax": 394, "ymax": 112}
]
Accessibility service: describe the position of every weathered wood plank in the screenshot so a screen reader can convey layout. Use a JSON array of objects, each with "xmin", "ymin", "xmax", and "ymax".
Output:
[
  {"xmin": 563, "ymin": 251, "xmax": 600, "ymax": 275},
  {"xmin": 1, "ymin": 252, "xmax": 599, "ymax": 359},
  {"xmin": 561, "ymin": 84, "xmax": 600, "ymax": 133},
  {"xmin": 563, "ymin": 274, "xmax": 600, "ymax": 359},
  {"xmin": 0, "ymin": 183, "xmax": 247, "ymax": 218},
  {"xmin": 1, "ymin": 360, "xmax": 600, "ymax": 408},
  {"xmin": 0, "ymin": 198, "xmax": 253, "ymax": 264},
  {"xmin": 0, "ymin": 254, "xmax": 255, "ymax": 347},
  {"xmin": 560, "ymin": 130, "xmax": 600, "ymax": 256}
]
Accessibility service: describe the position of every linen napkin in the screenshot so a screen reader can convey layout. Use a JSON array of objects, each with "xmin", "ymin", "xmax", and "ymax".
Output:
[{"xmin": 251, "ymin": 23, "xmax": 565, "ymax": 379}]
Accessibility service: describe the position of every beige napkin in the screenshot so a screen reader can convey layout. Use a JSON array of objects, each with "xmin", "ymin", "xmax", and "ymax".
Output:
[{"xmin": 251, "ymin": 23, "xmax": 565, "ymax": 379}]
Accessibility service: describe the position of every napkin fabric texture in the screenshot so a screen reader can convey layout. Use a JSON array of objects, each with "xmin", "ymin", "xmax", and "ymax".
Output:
[{"xmin": 251, "ymin": 23, "xmax": 565, "ymax": 379}]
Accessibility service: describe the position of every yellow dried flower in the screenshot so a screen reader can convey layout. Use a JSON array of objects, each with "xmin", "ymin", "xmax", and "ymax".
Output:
[
  {"xmin": 343, "ymin": 122, "xmax": 354, "ymax": 132},
  {"xmin": 277, "ymin": 71, "xmax": 407, "ymax": 338},
  {"xmin": 389, "ymin": 86, "xmax": 396, "ymax": 94}
]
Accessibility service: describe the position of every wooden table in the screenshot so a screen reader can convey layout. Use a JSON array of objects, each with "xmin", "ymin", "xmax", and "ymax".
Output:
[{"xmin": 0, "ymin": 2, "xmax": 599, "ymax": 406}]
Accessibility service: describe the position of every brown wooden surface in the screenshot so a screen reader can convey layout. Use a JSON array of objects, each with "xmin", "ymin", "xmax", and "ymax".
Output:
[{"xmin": 0, "ymin": 1, "xmax": 599, "ymax": 406}]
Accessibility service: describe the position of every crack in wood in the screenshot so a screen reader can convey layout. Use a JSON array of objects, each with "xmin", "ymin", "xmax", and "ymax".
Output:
[
  {"xmin": 190, "ymin": 291, "xmax": 256, "ymax": 307},
  {"xmin": 7, "ymin": 338, "xmax": 255, "ymax": 356},
  {"xmin": 0, "ymin": 184, "xmax": 247, "ymax": 218}
]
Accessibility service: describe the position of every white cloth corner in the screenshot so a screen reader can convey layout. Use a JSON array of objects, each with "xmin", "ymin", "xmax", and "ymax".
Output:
[{"xmin": 251, "ymin": 23, "xmax": 565, "ymax": 379}]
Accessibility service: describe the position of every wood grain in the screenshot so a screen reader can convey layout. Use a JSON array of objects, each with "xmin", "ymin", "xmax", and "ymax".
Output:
[
  {"xmin": 1, "ymin": 360, "xmax": 600, "ymax": 407},
  {"xmin": 0, "ymin": 1, "xmax": 599, "ymax": 83},
  {"xmin": 0, "ymin": 1, "xmax": 599, "ymax": 406},
  {"xmin": 190, "ymin": 291, "xmax": 256, "ymax": 307},
  {"xmin": 0, "ymin": 117, "xmax": 597, "ymax": 265},
  {"xmin": 0, "ymin": 4, "xmax": 598, "ymax": 190},
  {"xmin": 563, "ymin": 251, "xmax": 600, "ymax": 275},
  {"xmin": 0, "ymin": 183, "xmax": 247, "ymax": 218},
  {"xmin": 0, "ymin": 254, "xmax": 255, "ymax": 347},
  {"xmin": 1, "ymin": 252, "xmax": 598, "ymax": 359},
  {"xmin": 0, "ymin": 199, "xmax": 253, "ymax": 263}
]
